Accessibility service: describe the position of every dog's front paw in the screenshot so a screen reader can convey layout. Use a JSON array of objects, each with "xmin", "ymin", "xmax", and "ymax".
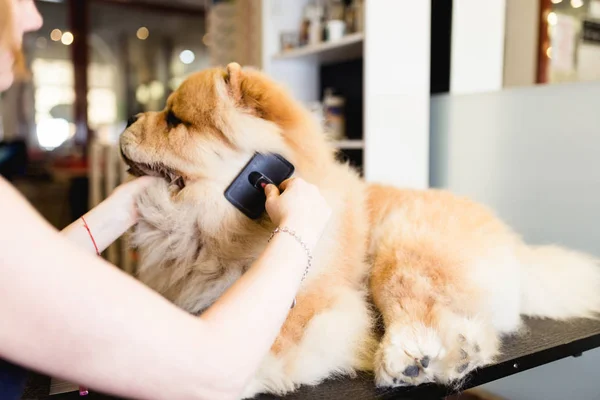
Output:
[{"xmin": 375, "ymin": 316, "xmax": 500, "ymax": 388}]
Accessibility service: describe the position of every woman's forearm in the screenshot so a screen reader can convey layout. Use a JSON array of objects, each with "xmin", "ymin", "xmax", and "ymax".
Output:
[{"xmin": 60, "ymin": 193, "xmax": 134, "ymax": 254}]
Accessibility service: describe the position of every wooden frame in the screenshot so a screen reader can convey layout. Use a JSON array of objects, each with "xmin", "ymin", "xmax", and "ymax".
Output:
[
  {"xmin": 68, "ymin": 0, "xmax": 90, "ymax": 148},
  {"xmin": 536, "ymin": 0, "xmax": 552, "ymax": 84}
]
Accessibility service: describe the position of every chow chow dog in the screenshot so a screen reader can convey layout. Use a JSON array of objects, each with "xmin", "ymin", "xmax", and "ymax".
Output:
[{"xmin": 119, "ymin": 63, "xmax": 600, "ymax": 398}]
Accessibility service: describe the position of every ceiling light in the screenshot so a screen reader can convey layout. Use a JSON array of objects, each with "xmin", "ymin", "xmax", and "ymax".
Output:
[
  {"xmin": 136, "ymin": 27, "xmax": 149, "ymax": 40},
  {"xmin": 571, "ymin": 0, "xmax": 584, "ymax": 8},
  {"xmin": 547, "ymin": 12, "xmax": 558, "ymax": 25},
  {"xmin": 179, "ymin": 50, "xmax": 195, "ymax": 65},
  {"xmin": 551, "ymin": 0, "xmax": 562, "ymax": 3},
  {"xmin": 61, "ymin": 32, "xmax": 74, "ymax": 46},
  {"xmin": 50, "ymin": 29, "xmax": 62, "ymax": 41}
]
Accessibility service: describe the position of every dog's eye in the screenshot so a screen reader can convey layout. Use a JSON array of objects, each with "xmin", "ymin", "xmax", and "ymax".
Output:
[{"xmin": 166, "ymin": 111, "xmax": 182, "ymax": 128}]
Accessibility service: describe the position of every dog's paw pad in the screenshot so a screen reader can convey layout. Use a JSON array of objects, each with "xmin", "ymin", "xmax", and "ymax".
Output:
[
  {"xmin": 402, "ymin": 365, "xmax": 420, "ymax": 378},
  {"xmin": 374, "ymin": 323, "xmax": 443, "ymax": 388}
]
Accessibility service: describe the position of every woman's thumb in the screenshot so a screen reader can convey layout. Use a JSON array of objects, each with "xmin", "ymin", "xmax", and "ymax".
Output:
[{"xmin": 264, "ymin": 184, "xmax": 279, "ymax": 200}]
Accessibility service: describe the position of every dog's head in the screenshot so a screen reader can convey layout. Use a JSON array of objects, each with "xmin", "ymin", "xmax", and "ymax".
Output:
[
  {"xmin": 120, "ymin": 63, "xmax": 331, "ymax": 198},
  {"xmin": 120, "ymin": 63, "xmax": 335, "ymax": 233}
]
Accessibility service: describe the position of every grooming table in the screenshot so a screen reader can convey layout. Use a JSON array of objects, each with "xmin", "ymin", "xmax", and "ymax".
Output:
[{"xmin": 23, "ymin": 318, "xmax": 600, "ymax": 399}]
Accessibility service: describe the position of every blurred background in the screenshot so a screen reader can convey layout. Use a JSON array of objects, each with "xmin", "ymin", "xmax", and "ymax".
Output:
[
  {"xmin": 2, "ymin": 0, "xmax": 210, "ymax": 230},
  {"xmin": 2, "ymin": 1, "xmax": 600, "ymax": 398}
]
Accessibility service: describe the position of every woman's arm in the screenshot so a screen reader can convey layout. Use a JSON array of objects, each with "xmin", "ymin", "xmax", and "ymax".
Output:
[
  {"xmin": 0, "ymin": 178, "xmax": 329, "ymax": 400},
  {"xmin": 60, "ymin": 177, "xmax": 157, "ymax": 254}
]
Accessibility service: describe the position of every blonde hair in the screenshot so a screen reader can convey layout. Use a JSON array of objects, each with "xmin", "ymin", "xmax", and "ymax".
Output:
[{"xmin": 0, "ymin": 0, "xmax": 27, "ymax": 78}]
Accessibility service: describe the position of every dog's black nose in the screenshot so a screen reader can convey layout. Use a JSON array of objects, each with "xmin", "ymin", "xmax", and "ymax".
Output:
[{"xmin": 126, "ymin": 115, "xmax": 138, "ymax": 128}]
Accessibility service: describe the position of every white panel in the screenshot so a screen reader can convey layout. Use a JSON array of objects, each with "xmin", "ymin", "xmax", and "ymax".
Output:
[
  {"xmin": 451, "ymin": 0, "xmax": 507, "ymax": 94},
  {"xmin": 430, "ymin": 82, "xmax": 600, "ymax": 255},
  {"xmin": 364, "ymin": 0, "xmax": 431, "ymax": 189}
]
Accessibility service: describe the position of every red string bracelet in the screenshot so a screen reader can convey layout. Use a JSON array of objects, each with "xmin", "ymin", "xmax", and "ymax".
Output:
[
  {"xmin": 78, "ymin": 216, "xmax": 97, "ymax": 396},
  {"xmin": 81, "ymin": 216, "xmax": 100, "ymax": 257}
]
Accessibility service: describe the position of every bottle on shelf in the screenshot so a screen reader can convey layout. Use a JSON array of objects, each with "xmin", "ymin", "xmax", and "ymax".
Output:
[
  {"xmin": 323, "ymin": 88, "xmax": 346, "ymax": 141},
  {"xmin": 343, "ymin": 0, "xmax": 356, "ymax": 34},
  {"xmin": 305, "ymin": 1, "xmax": 324, "ymax": 45},
  {"xmin": 324, "ymin": 0, "xmax": 346, "ymax": 41}
]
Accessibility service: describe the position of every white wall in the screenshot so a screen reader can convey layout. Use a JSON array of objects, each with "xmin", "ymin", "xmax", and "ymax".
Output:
[
  {"xmin": 261, "ymin": 0, "xmax": 319, "ymax": 103},
  {"xmin": 364, "ymin": 0, "xmax": 431, "ymax": 189},
  {"xmin": 450, "ymin": 0, "xmax": 507, "ymax": 94}
]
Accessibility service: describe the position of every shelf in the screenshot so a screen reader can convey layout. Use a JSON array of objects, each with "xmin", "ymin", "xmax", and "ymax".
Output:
[
  {"xmin": 332, "ymin": 139, "xmax": 364, "ymax": 149},
  {"xmin": 273, "ymin": 33, "xmax": 364, "ymax": 65}
]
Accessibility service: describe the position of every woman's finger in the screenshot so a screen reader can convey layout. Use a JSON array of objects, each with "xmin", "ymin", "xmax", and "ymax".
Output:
[
  {"xmin": 264, "ymin": 184, "xmax": 280, "ymax": 200},
  {"xmin": 113, "ymin": 176, "xmax": 161, "ymax": 198}
]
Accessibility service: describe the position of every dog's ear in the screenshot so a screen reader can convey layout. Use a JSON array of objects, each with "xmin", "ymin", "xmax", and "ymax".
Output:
[
  {"xmin": 224, "ymin": 62, "xmax": 294, "ymax": 125},
  {"xmin": 224, "ymin": 62, "xmax": 266, "ymax": 117},
  {"xmin": 225, "ymin": 62, "xmax": 243, "ymax": 103}
]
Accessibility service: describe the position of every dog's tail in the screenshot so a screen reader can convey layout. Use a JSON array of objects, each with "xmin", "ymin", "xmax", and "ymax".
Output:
[{"xmin": 519, "ymin": 245, "xmax": 600, "ymax": 320}]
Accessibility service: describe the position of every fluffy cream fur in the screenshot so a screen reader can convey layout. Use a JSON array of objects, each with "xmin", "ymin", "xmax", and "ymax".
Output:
[{"xmin": 119, "ymin": 63, "xmax": 600, "ymax": 398}]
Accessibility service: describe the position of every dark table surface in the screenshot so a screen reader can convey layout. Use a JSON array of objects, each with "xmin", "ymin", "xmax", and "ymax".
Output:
[{"xmin": 26, "ymin": 317, "xmax": 600, "ymax": 400}]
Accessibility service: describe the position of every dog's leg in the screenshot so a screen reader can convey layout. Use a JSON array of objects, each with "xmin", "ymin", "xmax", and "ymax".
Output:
[
  {"xmin": 370, "ymin": 243, "xmax": 501, "ymax": 388},
  {"xmin": 242, "ymin": 287, "xmax": 376, "ymax": 398},
  {"xmin": 240, "ymin": 353, "xmax": 297, "ymax": 399}
]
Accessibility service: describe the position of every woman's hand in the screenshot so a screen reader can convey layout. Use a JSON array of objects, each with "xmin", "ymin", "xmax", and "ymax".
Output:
[
  {"xmin": 264, "ymin": 178, "xmax": 331, "ymax": 245},
  {"xmin": 107, "ymin": 176, "xmax": 160, "ymax": 226}
]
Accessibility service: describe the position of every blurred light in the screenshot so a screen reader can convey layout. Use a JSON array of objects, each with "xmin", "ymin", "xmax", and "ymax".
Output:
[
  {"xmin": 36, "ymin": 37, "xmax": 48, "ymax": 49},
  {"xmin": 179, "ymin": 50, "xmax": 195, "ymax": 65},
  {"xmin": 149, "ymin": 81, "xmax": 165, "ymax": 100},
  {"xmin": 136, "ymin": 85, "xmax": 150, "ymax": 104},
  {"xmin": 50, "ymin": 29, "xmax": 62, "ymax": 41},
  {"xmin": 61, "ymin": 32, "xmax": 74, "ymax": 45},
  {"xmin": 547, "ymin": 12, "xmax": 558, "ymax": 25},
  {"xmin": 571, "ymin": 0, "xmax": 584, "ymax": 8},
  {"xmin": 36, "ymin": 118, "xmax": 71, "ymax": 150},
  {"xmin": 202, "ymin": 33, "xmax": 211, "ymax": 46},
  {"xmin": 88, "ymin": 88, "xmax": 117, "ymax": 127},
  {"xmin": 546, "ymin": 46, "xmax": 553, "ymax": 59},
  {"xmin": 136, "ymin": 27, "xmax": 149, "ymax": 40},
  {"xmin": 551, "ymin": 0, "xmax": 562, "ymax": 3}
]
